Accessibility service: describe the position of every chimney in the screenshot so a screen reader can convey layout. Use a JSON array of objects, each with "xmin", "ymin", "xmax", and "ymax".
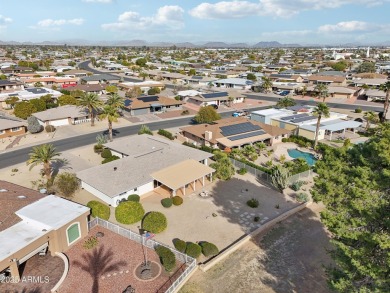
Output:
[{"xmin": 205, "ymin": 131, "xmax": 212, "ymax": 141}]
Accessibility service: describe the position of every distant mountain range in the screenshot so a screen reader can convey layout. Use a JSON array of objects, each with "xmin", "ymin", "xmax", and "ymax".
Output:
[{"xmin": 1, "ymin": 39, "xmax": 390, "ymax": 48}]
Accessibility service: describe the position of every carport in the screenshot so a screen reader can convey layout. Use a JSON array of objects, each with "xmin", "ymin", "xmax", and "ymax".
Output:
[
  {"xmin": 151, "ymin": 159, "xmax": 215, "ymax": 196},
  {"xmin": 320, "ymin": 119, "xmax": 362, "ymax": 140}
]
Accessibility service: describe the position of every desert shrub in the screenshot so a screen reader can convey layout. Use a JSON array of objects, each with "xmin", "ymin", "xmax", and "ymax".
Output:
[
  {"xmin": 11, "ymin": 168, "xmax": 18, "ymax": 172},
  {"xmin": 296, "ymin": 192, "xmax": 309, "ymax": 203},
  {"xmin": 138, "ymin": 124, "xmax": 153, "ymax": 135},
  {"xmin": 45, "ymin": 125, "xmax": 56, "ymax": 133},
  {"xmin": 83, "ymin": 236, "xmax": 99, "ymax": 249},
  {"xmin": 55, "ymin": 172, "xmax": 80, "ymax": 198},
  {"xmin": 200, "ymin": 242, "xmax": 219, "ymax": 257},
  {"xmin": 87, "ymin": 200, "xmax": 110, "ymax": 220},
  {"xmin": 127, "ymin": 194, "xmax": 140, "ymax": 202},
  {"xmin": 290, "ymin": 180, "xmax": 305, "ymax": 191},
  {"xmin": 282, "ymin": 135, "xmax": 314, "ymax": 148},
  {"xmin": 284, "ymin": 158, "xmax": 310, "ymax": 175},
  {"xmin": 181, "ymin": 110, "xmax": 189, "ymax": 115},
  {"xmin": 172, "ymin": 196, "xmax": 183, "ymax": 206},
  {"xmin": 173, "ymin": 239, "xmax": 187, "ymax": 253},
  {"xmin": 102, "ymin": 155, "xmax": 119, "ymax": 164},
  {"xmin": 247, "ymin": 198, "xmax": 259, "ymax": 208},
  {"xmin": 254, "ymin": 216, "xmax": 260, "ymax": 222},
  {"xmin": 94, "ymin": 144, "xmax": 103, "ymax": 154},
  {"xmin": 101, "ymin": 149, "xmax": 112, "ymax": 158},
  {"xmin": 185, "ymin": 242, "xmax": 202, "ymax": 259},
  {"xmin": 157, "ymin": 129, "xmax": 174, "ymax": 140},
  {"xmin": 355, "ymin": 108, "xmax": 363, "ymax": 113},
  {"xmin": 161, "ymin": 198, "xmax": 173, "ymax": 208},
  {"xmin": 142, "ymin": 211, "xmax": 167, "ymax": 233},
  {"xmin": 237, "ymin": 167, "xmax": 247, "ymax": 175},
  {"xmin": 155, "ymin": 246, "xmax": 176, "ymax": 272},
  {"xmin": 115, "ymin": 201, "xmax": 145, "ymax": 224}
]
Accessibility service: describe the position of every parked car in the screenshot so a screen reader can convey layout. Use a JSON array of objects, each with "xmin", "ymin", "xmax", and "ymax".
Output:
[
  {"xmin": 279, "ymin": 90, "xmax": 290, "ymax": 96},
  {"xmin": 232, "ymin": 110, "xmax": 249, "ymax": 117}
]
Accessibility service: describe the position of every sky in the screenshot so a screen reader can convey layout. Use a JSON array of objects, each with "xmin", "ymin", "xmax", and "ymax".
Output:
[{"xmin": 0, "ymin": 0, "xmax": 390, "ymax": 45}]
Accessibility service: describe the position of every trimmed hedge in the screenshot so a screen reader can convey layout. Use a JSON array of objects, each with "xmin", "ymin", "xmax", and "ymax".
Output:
[
  {"xmin": 172, "ymin": 196, "xmax": 183, "ymax": 206},
  {"xmin": 127, "ymin": 194, "xmax": 140, "ymax": 202},
  {"xmin": 115, "ymin": 201, "xmax": 145, "ymax": 224},
  {"xmin": 155, "ymin": 246, "xmax": 176, "ymax": 272},
  {"xmin": 102, "ymin": 155, "xmax": 119, "ymax": 164},
  {"xmin": 101, "ymin": 149, "xmax": 112, "ymax": 158},
  {"xmin": 158, "ymin": 129, "xmax": 174, "ymax": 140},
  {"xmin": 237, "ymin": 167, "xmax": 247, "ymax": 175},
  {"xmin": 200, "ymin": 242, "xmax": 219, "ymax": 257},
  {"xmin": 87, "ymin": 200, "xmax": 110, "ymax": 220},
  {"xmin": 173, "ymin": 239, "xmax": 187, "ymax": 253},
  {"xmin": 161, "ymin": 198, "xmax": 173, "ymax": 208},
  {"xmin": 185, "ymin": 242, "xmax": 202, "ymax": 259},
  {"xmin": 142, "ymin": 211, "xmax": 167, "ymax": 233}
]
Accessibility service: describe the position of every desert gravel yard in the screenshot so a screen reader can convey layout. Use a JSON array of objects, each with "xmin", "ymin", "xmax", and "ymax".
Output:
[{"xmin": 180, "ymin": 203, "xmax": 334, "ymax": 293}]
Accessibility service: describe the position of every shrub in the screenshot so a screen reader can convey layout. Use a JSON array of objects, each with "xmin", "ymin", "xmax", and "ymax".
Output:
[
  {"xmin": 115, "ymin": 201, "xmax": 145, "ymax": 224},
  {"xmin": 185, "ymin": 242, "xmax": 202, "ymax": 259},
  {"xmin": 87, "ymin": 200, "xmax": 110, "ymax": 220},
  {"xmin": 247, "ymin": 198, "xmax": 259, "ymax": 208},
  {"xmin": 237, "ymin": 167, "xmax": 247, "ymax": 175},
  {"xmin": 102, "ymin": 155, "xmax": 119, "ymax": 164},
  {"xmin": 290, "ymin": 180, "xmax": 305, "ymax": 191},
  {"xmin": 296, "ymin": 192, "xmax": 309, "ymax": 203},
  {"xmin": 355, "ymin": 108, "xmax": 363, "ymax": 113},
  {"xmin": 55, "ymin": 172, "xmax": 80, "ymax": 198},
  {"xmin": 181, "ymin": 110, "xmax": 189, "ymax": 115},
  {"xmin": 138, "ymin": 124, "xmax": 153, "ymax": 135},
  {"xmin": 254, "ymin": 216, "xmax": 260, "ymax": 222},
  {"xmin": 142, "ymin": 211, "xmax": 167, "ymax": 233},
  {"xmin": 200, "ymin": 242, "xmax": 219, "ymax": 257},
  {"xmin": 158, "ymin": 129, "xmax": 174, "ymax": 140},
  {"xmin": 101, "ymin": 149, "xmax": 112, "ymax": 158},
  {"xmin": 45, "ymin": 125, "xmax": 56, "ymax": 133},
  {"xmin": 172, "ymin": 196, "xmax": 183, "ymax": 206},
  {"xmin": 94, "ymin": 144, "xmax": 103, "ymax": 154},
  {"xmin": 83, "ymin": 236, "xmax": 99, "ymax": 249},
  {"xmin": 161, "ymin": 198, "xmax": 173, "ymax": 208},
  {"xmin": 11, "ymin": 168, "xmax": 18, "ymax": 172},
  {"xmin": 155, "ymin": 246, "xmax": 176, "ymax": 272},
  {"xmin": 127, "ymin": 194, "xmax": 140, "ymax": 202},
  {"xmin": 173, "ymin": 239, "xmax": 187, "ymax": 253}
]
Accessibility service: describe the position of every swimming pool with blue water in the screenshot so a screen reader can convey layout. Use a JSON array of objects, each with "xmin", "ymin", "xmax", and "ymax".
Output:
[{"xmin": 287, "ymin": 149, "xmax": 317, "ymax": 166}]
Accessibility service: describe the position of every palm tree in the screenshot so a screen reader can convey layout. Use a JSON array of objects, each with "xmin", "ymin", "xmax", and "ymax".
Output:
[
  {"xmin": 364, "ymin": 111, "xmax": 379, "ymax": 130},
  {"xmin": 27, "ymin": 144, "xmax": 64, "ymax": 181},
  {"xmin": 78, "ymin": 92, "xmax": 103, "ymax": 126},
  {"xmin": 261, "ymin": 76, "xmax": 273, "ymax": 93},
  {"xmin": 314, "ymin": 84, "xmax": 329, "ymax": 102},
  {"xmin": 106, "ymin": 93, "xmax": 124, "ymax": 109},
  {"xmin": 139, "ymin": 72, "xmax": 148, "ymax": 81},
  {"xmin": 312, "ymin": 102, "xmax": 330, "ymax": 148},
  {"xmin": 379, "ymin": 81, "xmax": 390, "ymax": 122},
  {"xmin": 99, "ymin": 105, "xmax": 121, "ymax": 142},
  {"xmin": 301, "ymin": 85, "xmax": 307, "ymax": 98}
]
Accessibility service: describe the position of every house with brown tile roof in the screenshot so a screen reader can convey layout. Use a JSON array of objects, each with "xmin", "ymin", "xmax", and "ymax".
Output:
[
  {"xmin": 123, "ymin": 95, "xmax": 183, "ymax": 116},
  {"xmin": 180, "ymin": 117, "xmax": 291, "ymax": 149},
  {"xmin": 66, "ymin": 84, "xmax": 105, "ymax": 95},
  {"xmin": 307, "ymin": 75, "xmax": 347, "ymax": 86}
]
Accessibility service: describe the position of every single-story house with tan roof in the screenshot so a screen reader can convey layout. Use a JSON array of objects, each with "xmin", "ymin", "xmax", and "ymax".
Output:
[
  {"xmin": 180, "ymin": 117, "xmax": 291, "ymax": 150},
  {"xmin": 117, "ymin": 80, "xmax": 165, "ymax": 94},
  {"xmin": 0, "ymin": 181, "xmax": 89, "ymax": 280},
  {"xmin": 0, "ymin": 116, "xmax": 26, "ymax": 139},
  {"xmin": 306, "ymin": 85, "xmax": 360, "ymax": 99},
  {"xmin": 123, "ymin": 95, "xmax": 183, "ymax": 116},
  {"xmin": 187, "ymin": 90, "xmax": 244, "ymax": 107},
  {"xmin": 32, "ymin": 105, "xmax": 89, "ymax": 127},
  {"xmin": 307, "ymin": 75, "xmax": 347, "ymax": 86},
  {"xmin": 66, "ymin": 84, "xmax": 105, "ymax": 95}
]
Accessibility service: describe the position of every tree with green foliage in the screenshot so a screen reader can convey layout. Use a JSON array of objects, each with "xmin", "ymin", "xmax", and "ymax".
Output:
[
  {"xmin": 356, "ymin": 61, "xmax": 376, "ymax": 73},
  {"xmin": 311, "ymin": 123, "xmax": 390, "ymax": 292},
  {"xmin": 138, "ymin": 124, "xmax": 153, "ymax": 135},
  {"xmin": 330, "ymin": 60, "xmax": 348, "ymax": 71},
  {"xmin": 105, "ymin": 85, "xmax": 118, "ymax": 94},
  {"xmin": 29, "ymin": 98, "xmax": 46, "ymax": 112},
  {"xmin": 78, "ymin": 92, "xmax": 103, "ymax": 126},
  {"xmin": 14, "ymin": 101, "xmax": 37, "ymax": 119},
  {"xmin": 261, "ymin": 76, "xmax": 273, "ymax": 93},
  {"xmin": 99, "ymin": 105, "xmax": 120, "ymax": 142},
  {"xmin": 246, "ymin": 73, "xmax": 257, "ymax": 81},
  {"xmin": 363, "ymin": 111, "xmax": 379, "ymax": 130},
  {"xmin": 276, "ymin": 97, "xmax": 296, "ymax": 108},
  {"xmin": 136, "ymin": 58, "xmax": 147, "ymax": 67},
  {"xmin": 210, "ymin": 150, "xmax": 235, "ymax": 180},
  {"xmin": 55, "ymin": 172, "xmax": 80, "ymax": 197},
  {"xmin": 139, "ymin": 72, "xmax": 148, "ymax": 81},
  {"xmin": 188, "ymin": 68, "xmax": 196, "ymax": 76},
  {"xmin": 27, "ymin": 144, "xmax": 64, "ymax": 182},
  {"xmin": 301, "ymin": 85, "xmax": 307, "ymax": 98},
  {"xmin": 314, "ymin": 84, "xmax": 329, "ymax": 102},
  {"xmin": 34, "ymin": 82, "xmax": 43, "ymax": 87},
  {"xmin": 379, "ymin": 81, "xmax": 390, "ymax": 122},
  {"xmin": 194, "ymin": 105, "xmax": 221, "ymax": 124},
  {"xmin": 58, "ymin": 94, "xmax": 78, "ymax": 106},
  {"xmin": 0, "ymin": 74, "xmax": 7, "ymax": 80},
  {"xmin": 313, "ymin": 102, "xmax": 330, "ymax": 148},
  {"xmin": 5, "ymin": 96, "xmax": 19, "ymax": 109}
]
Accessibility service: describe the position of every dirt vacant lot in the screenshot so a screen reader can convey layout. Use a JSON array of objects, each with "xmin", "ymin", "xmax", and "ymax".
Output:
[{"xmin": 180, "ymin": 203, "xmax": 334, "ymax": 293}]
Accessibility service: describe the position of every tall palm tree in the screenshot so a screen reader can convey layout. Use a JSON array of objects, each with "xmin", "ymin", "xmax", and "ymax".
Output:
[
  {"xmin": 312, "ymin": 102, "xmax": 330, "ymax": 148},
  {"xmin": 106, "ymin": 93, "xmax": 124, "ymax": 109},
  {"xmin": 301, "ymin": 85, "xmax": 307, "ymax": 98},
  {"xmin": 314, "ymin": 83, "xmax": 329, "ymax": 102},
  {"xmin": 27, "ymin": 144, "xmax": 64, "ymax": 181},
  {"xmin": 139, "ymin": 72, "xmax": 148, "ymax": 81},
  {"xmin": 379, "ymin": 81, "xmax": 390, "ymax": 122},
  {"xmin": 78, "ymin": 92, "xmax": 103, "ymax": 126},
  {"xmin": 99, "ymin": 105, "xmax": 121, "ymax": 142},
  {"xmin": 261, "ymin": 76, "xmax": 273, "ymax": 93},
  {"xmin": 364, "ymin": 111, "xmax": 379, "ymax": 130}
]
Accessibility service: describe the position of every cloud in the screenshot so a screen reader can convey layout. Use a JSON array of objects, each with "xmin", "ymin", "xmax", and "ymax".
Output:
[
  {"xmin": 318, "ymin": 21, "xmax": 390, "ymax": 34},
  {"xmin": 0, "ymin": 15, "xmax": 12, "ymax": 29},
  {"xmin": 82, "ymin": 0, "xmax": 113, "ymax": 3},
  {"xmin": 36, "ymin": 18, "xmax": 85, "ymax": 27},
  {"xmin": 261, "ymin": 30, "xmax": 312, "ymax": 37},
  {"xmin": 102, "ymin": 5, "xmax": 184, "ymax": 31},
  {"xmin": 189, "ymin": 0, "xmax": 388, "ymax": 19}
]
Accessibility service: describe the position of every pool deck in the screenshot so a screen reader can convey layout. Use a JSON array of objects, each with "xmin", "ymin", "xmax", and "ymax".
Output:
[{"xmin": 273, "ymin": 143, "xmax": 317, "ymax": 162}]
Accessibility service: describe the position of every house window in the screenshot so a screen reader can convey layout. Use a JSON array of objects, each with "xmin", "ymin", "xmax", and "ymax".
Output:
[
  {"xmin": 66, "ymin": 222, "xmax": 81, "ymax": 246},
  {"xmin": 0, "ymin": 130, "xmax": 4, "ymax": 134},
  {"xmin": 11, "ymin": 127, "xmax": 20, "ymax": 132}
]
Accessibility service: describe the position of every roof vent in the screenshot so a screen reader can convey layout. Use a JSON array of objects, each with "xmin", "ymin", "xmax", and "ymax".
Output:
[
  {"xmin": 17, "ymin": 195, "xmax": 27, "ymax": 199},
  {"xmin": 114, "ymin": 167, "xmax": 117, "ymax": 171},
  {"xmin": 0, "ymin": 189, "xmax": 7, "ymax": 192}
]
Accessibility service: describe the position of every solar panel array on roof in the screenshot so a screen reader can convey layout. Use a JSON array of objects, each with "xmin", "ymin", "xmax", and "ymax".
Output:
[
  {"xmin": 220, "ymin": 122, "xmax": 261, "ymax": 136},
  {"xmin": 137, "ymin": 96, "xmax": 159, "ymax": 102},
  {"xmin": 124, "ymin": 99, "xmax": 132, "ymax": 107},
  {"xmin": 202, "ymin": 92, "xmax": 228, "ymax": 99},
  {"xmin": 228, "ymin": 130, "xmax": 266, "ymax": 141},
  {"xmin": 293, "ymin": 116, "xmax": 316, "ymax": 123},
  {"xmin": 280, "ymin": 113, "xmax": 308, "ymax": 121}
]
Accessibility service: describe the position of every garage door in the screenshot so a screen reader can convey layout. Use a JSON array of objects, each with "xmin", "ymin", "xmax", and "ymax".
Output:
[
  {"xmin": 133, "ymin": 108, "xmax": 149, "ymax": 116},
  {"xmin": 50, "ymin": 119, "xmax": 69, "ymax": 127},
  {"xmin": 18, "ymin": 242, "xmax": 48, "ymax": 265}
]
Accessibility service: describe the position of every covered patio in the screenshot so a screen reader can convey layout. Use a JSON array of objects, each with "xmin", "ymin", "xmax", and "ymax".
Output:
[
  {"xmin": 321, "ymin": 119, "xmax": 362, "ymax": 140},
  {"xmin": 151, "ymin": 159, "xmax": 215, "ymax": 197}
]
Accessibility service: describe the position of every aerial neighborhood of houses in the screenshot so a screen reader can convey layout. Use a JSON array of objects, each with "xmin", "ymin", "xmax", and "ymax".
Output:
[{"xmin": 0, "ymin": 44, "xmax": 389, "ymax": 293}]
